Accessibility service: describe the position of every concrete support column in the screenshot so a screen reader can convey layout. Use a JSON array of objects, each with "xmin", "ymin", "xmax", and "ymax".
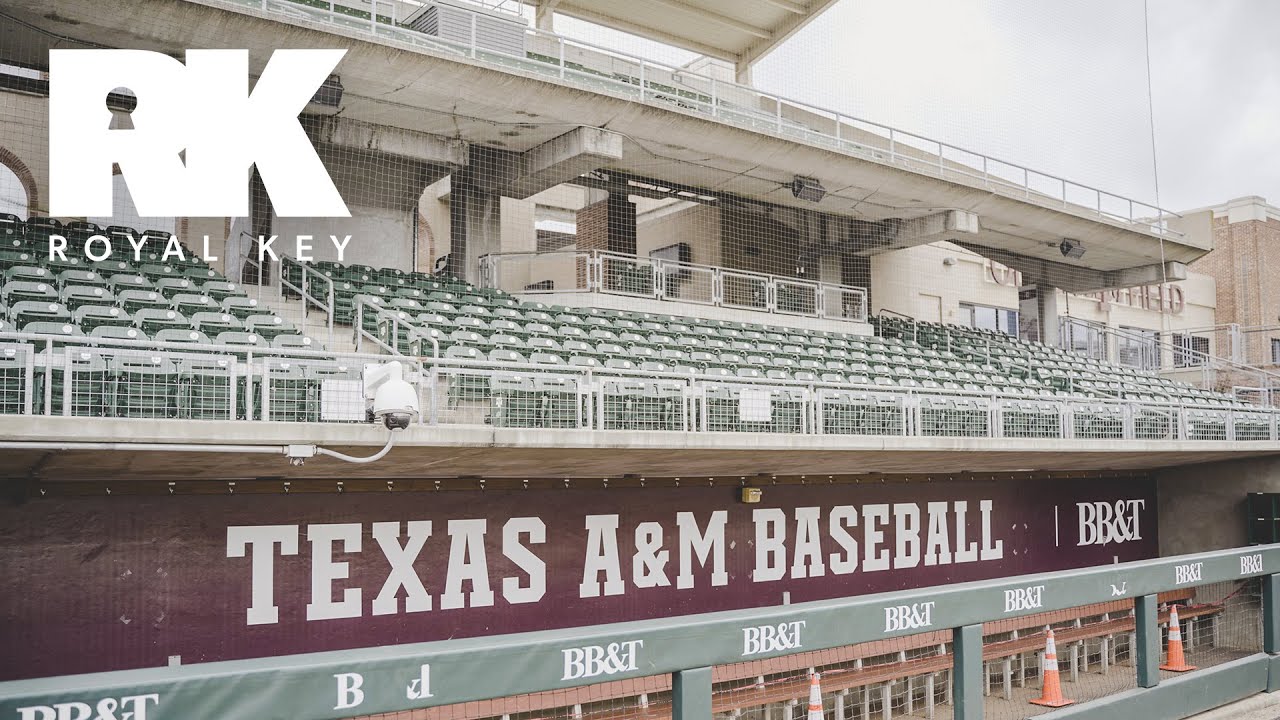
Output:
[
  {"xmin": 1264, "ymin": 573, "xmax": 1280, "ymax": 654},
  {"xmin": 448, "ymin": 173, "xmax": 502, "ymax": 283},
  {"xmin": 1135, "ymin": 594, "xmax": 1161, "ymax": 688},
  {"xmin": 672, "ymin": 667, "xmax": 712, "ymax": 720},
  {"xmin": 1037, "ymin": 285, "xmax": 1063, "ymax": 348},
  {"xmin": 952, "ymin": 624, "xmax": 983, "ymax": 720}
]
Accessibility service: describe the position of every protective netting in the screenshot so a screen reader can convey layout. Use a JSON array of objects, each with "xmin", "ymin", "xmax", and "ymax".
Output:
[
  {"xmin": 0, "ymin": 0, "xmax": 1273, "ymax": 424},
  {"xmin": 1169, "ymin": 579, "xmax": 1264, "ymax": 673},
  {"xmin": 361, "ymin": 675, "xmax": 670, "ymax": 720}
]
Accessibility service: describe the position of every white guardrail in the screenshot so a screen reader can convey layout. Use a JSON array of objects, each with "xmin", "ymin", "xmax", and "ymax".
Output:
[
  {"xmin": 214, "ymin": 0, "xmax": 1185, "ymax": 237},
  {"xmin": 6, "ymin": 329, "xmax": 1278, "ymax": 443},
  {"xmin": 477, "ymin": 250, "xmax": 870, "ymax": 323}
]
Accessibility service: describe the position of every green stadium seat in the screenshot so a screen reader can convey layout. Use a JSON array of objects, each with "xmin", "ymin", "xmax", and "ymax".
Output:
[
  {"xmin": 57, "ymin": 269, "xmax": 108, "ymax": 290},
  {"xmin": 214, "ymin": 331, "xmax": 265, "ymax": 349},
  {"xmin": 203, "ymin": 281, "xmax": 246, "ymax": 302},
  {"xmin": 257, "ymin": 362, "xmax": 317, "ymax": 422},
  {"xmin": 138, "ymin": 263, "xmax": 179, "ymax": 281},
  {"xmin": 535, "ymin": 376, "xmax": 584, "ymax": 428},
  {"xmin": 155, "ymin": 328, "xmax": 211, "ymax": 345},
  {"xmin": 35, "ymin": 349, "xmax": 107, "ymax": 416},
  {"xmin": 118, "ymin": 289, "xmax": 168, "ymax": 314},
  {"xmin": 108, "ymin": 274, "xmax": 152, "ymax": 294},
  {"xmin": 0, "ymin": 344, "xmax": 30, "ymax": 414},
  {"xmin": 3, "ymin": 281, "xmax": 58, "ymax": 304},
  {"xmin": 11, "ymin": 301, "xmax": 70, "ymax": 327},
  {"xmin": 89, "ymin": 326, "xmax": 147, "ymax": 343},
  {"xmin": 176, "ymin": 357, "xmax": 236, "ymax": 420},
  {"xmin": 191, "ymin": 312, "xmax": 242, "ymax": 335},
  {"xmin": 5, "ymin": 265, "xmax": 52, "ymax": 284},
  {"xmin": 170, "ymin": 293, "xmax": 217, "ymax": 316},
  {"xmin": 62, "ymin": 285, "xmax": 115, "ymax": 311},
  {"xmin": 272, "ymin": 334, "xmax": 321, "ymax": 351},
  {"xmin": 244, "ymin": 314, "xmax": 294, "ymax": 340},
  {"xmin": 183, "ymin": 267, "xmax": 222, "ymax": 282},
  {"xmin": 0, "ymin": 250, "xmax": 36, "ymax": 270},
  {"xmin": 74, "ymin": 305, "xmax": 131, "ymax": 332},
  {"xmin": 221, "ymin": 296, "xmax": 262, "ymax": 320},
  {"xmin": 490, "ymin": 376, "xmax": 539, "ymax": 428},
  {"xmin": 134, "ymin": 308, "xmax": 190, "ymax": 334},
  {"xmin": 155, "ymin": 278, "xmax": 196, "ymax": 298},
  {"xmin": 113, "ymin": 355, "xmax": 177, "ymax": 418}
]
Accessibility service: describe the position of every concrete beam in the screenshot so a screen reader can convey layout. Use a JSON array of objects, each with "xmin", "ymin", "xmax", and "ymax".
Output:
[
  {"xmin": 1102, "ymin": 261, "xmax": 1188, "ymax": 290},
  {"xmin": 857, "ymin": 210, "xmax": 980, "ymax": 254},
  {"xmin": 305, "ymin": 116, "xmax": 468, "ymax": 167},
  {"xmin": 957, "ymin": 242, "xmax": 1188, "ymax": 293},
  {"xmin": 301, "ymin": 116, "xmax": 467, "ymax": 211},
  {"xmin": 502, "ymin": 127, "xmax": 625, "ymax": 199}
]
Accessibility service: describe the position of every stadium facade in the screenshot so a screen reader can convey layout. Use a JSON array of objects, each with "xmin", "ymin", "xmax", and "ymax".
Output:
[{"xmin": 1, "ymin": 1, "xmax": 1279, "ymax": 719}]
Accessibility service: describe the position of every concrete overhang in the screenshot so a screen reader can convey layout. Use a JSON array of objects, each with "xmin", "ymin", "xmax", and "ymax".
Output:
[
  {"xmin": 541, "ymin": 0, "xmax": 841, "ymax": 66},
  {"xmin": 1, "ymin": 0, "xmax": 1209, "ymax": 274},
  {"xmin": 1, "ymin": 417, "xmax": 1279, "ymax": 481},
  {"xmin": 958, "ymin": 242, "xmax": 1191, "ymax": 293}
]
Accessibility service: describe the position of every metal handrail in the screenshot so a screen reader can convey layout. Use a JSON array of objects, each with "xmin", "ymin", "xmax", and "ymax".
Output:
[
  {"xmin": 479, "ymin": 249, "xmax": 870, "ymax": 323},
  {"xmin": 227, "ymin": 0, "xmax": 1185, "ymax": 237},
  {"xmin": 278, "ymin": 257, "xmax": 336, "ymax": 349},
  {"xmin": 1060, "ymin": 316, "xmax": 1280, "ymax": 387},
  {"xmin": 5, "ymin": 328, "xmax": 1277, "ymax": 442}
]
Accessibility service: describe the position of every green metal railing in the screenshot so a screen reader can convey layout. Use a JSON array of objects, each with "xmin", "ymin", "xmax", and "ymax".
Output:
[{"xmin": 3, "ymin": 545, "xmax": 1278, "ymax": 720}]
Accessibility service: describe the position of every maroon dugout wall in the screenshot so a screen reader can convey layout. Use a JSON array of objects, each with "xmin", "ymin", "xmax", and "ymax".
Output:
[{"xmin": 0, "ymin": 477, "xmax": 1156, "ymax": 680}]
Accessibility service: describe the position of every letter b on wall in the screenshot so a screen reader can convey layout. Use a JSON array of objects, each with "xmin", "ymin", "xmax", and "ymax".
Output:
[{"xmin": 48, "ymin": 49, "xmax": 349, "ymax": 218}]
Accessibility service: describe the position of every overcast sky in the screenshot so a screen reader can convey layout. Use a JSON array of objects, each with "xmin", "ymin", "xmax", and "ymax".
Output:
[{"xmin": 558, "ymin": 0, "xmax": 1280, "ymax": 214}]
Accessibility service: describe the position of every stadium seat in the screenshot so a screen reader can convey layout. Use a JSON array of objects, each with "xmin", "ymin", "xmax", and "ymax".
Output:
[
  {"xmin": 171, "ymin": 293, "xmax": 218, "ymax": 316},
  {"xmin": 117, "ymin": 289, "xmax": 169, "ymax": 314},
  {"xmin": 74, "ymin": 305, "xmax": 131, "ymax": 332},
  {"xmin": 0, "ymin": 344, "xmax": 29, "ymax": 414},
  {"xmin": 11, "ymin": 301, "xmax": 70, "ymax": 328},
  {"xmin": 176, "ymin": 357, "xmax": 236, "ymax": 420},
  {"xmin": 113, "ymin": 355, "xmax": 177, "ymax": 418},
  {"xmin": 134, "ymin": 309, "xmax": 191, "ymax": 335},
  {"xmin": 90, "ymin": 326, "xmax": 147, "ymax": 343},
  {"xmin": 244, "ymin": 314, "xmax": 294, "ymax": 340},
  {"xmin": 155, "ymin": 329, "xmax": 212, "ymax": 345},
  {"xmin": 62, "ymin": 285, "xmax": 115, "ymax": 311},
  {"xmin": 191, "ymin": 312, "xmax": 242, "ymax": 335},
  {"xmin": 221, "ymin": 296, "xmax": 261, "ymax": 320}
]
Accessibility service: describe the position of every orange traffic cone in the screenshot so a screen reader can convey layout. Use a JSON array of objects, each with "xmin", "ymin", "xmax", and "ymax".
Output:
[
  {"xmin": 807, "ymin": 672, "xmax": 823, "ymax": 720},
  {"xmin": 1030, "ymin": 629, "xmax": 1074, "ymax": 708},
  {"xmin": 1160, "ymin": 604, "xmax": 1197, "ymax": 672}
]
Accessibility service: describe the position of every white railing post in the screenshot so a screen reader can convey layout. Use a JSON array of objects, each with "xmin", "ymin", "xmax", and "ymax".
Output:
[
  {"xmin": 470, "ymin": 13, "xmax": 478, "ymax": 58},
  {"xmin": 558, "ymin": 37, "xmax": 565, "ymax": 79}
]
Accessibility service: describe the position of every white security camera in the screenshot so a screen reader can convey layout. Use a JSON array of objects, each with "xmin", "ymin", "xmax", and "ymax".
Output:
[{"xmin": 363, "ymin": 361, "xmax": 419, "ymax": 431}]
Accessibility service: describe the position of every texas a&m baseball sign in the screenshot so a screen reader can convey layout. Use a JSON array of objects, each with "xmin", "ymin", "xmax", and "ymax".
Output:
[{"xmin": 0, "ymin": 477, "xmax": 1156, "ymax": 680}]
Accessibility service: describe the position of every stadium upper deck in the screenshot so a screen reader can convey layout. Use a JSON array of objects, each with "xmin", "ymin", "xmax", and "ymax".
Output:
[
  {"xmin": 3, "ymin": 0, "xmax": 1207, "ymax": 287},
  {"xmin": 0, "ymin": 0, "xmax": 1272, "ymax": 482}
]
